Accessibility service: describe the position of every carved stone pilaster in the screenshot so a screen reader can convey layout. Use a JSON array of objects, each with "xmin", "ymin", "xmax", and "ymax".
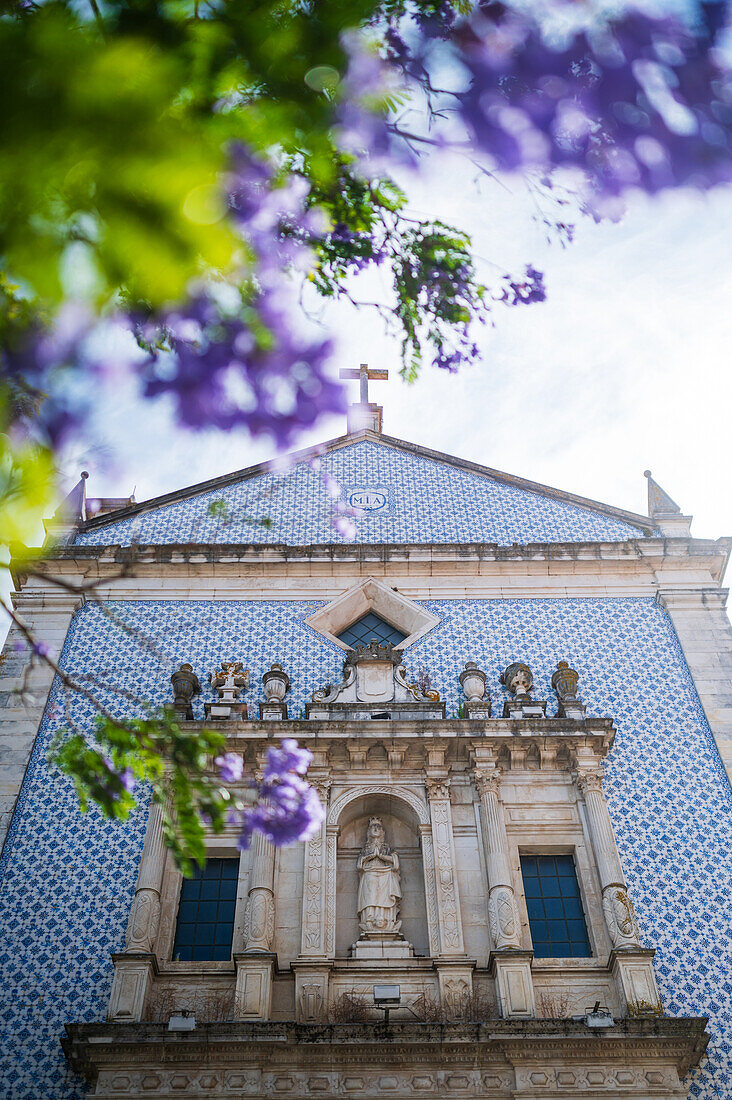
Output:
[
  {"xmin": 324, "ymin": 825, "xmax": 338, "ymax": 958},
  {"xmin": 243, "ymin": 832, "xmax": 275, "ymax": 952},
  {"xmin": 474, "ymin": 768, "xmax": 521, "ymax": 950},
  {"xmin": 125, "ymin": 801, "xmax": 166, "ymax": 954},
  {"xmin": 300, "ymin": 776, "xmax": 331, "ymax": 958},
  {"xmin": 419, "ymin": 825, "xmax": 441, "ymax": 957},
  {"xmin": 574, "ymin": 767, "xmax": 641, "ymax": 950},
  {"xmin": 425, "ymin": 777, "xmax": 465, "ymax": 957}
]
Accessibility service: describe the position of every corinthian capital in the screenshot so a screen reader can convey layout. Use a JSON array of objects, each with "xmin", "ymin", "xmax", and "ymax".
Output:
[
  {"xmin": 425, "ymin": 776, "xmax": 451, "ymax": 802},
  {"xmin": 574, "ymin": 768, "xmax": 605, "ymax": 796},
  {"xmin": 474, "ymin": 767, "xmax": 502, "ymax": 798},
  {"xmin": 309, "ymin": 775, "xmax": 332, "ymax": 804}
]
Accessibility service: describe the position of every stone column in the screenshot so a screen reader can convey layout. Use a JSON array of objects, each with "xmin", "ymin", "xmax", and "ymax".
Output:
[
  {"xmin": 243, "ymin": 831, "xmax": 276, "ymax": 951},
  {"xmin": 234, "ymin": 830, "xmax": 277, "ymax": 1021},
  {"xmin": 109, "ymin": 799, "xmax": 166, "ymax": 1021},
  {"xmin": 574, "ymin": 769, "xmax": 641, "ymax": 950},
  {"xmin": 575, "ymin": 768, "xmax": 662, "ymax": 1016},
  {"xmin": 474, "ymin": 768, "xmax": 521, "ymax": 950},
  {"xmin": 126, "ymin": 801, "xmax": 166, "ymax": 953},
  {"xmin": 474, "ymin": 767, "xmax": 535, "ymax": 1020}
]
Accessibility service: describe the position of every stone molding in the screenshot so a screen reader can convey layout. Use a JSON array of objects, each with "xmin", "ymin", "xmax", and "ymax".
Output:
[
  {"xmin": 327, "ymin": 784, "xmax": 431, "ymax": 828},
  {"xmin": 62, "ymin": 1017, "xmax": 710, "ymax": 1099}
]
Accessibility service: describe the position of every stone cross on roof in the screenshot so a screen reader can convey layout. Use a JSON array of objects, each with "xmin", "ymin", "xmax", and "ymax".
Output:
[{"xmin": 340, "ymin": 363, "xmax": 389, "ymax": 434}]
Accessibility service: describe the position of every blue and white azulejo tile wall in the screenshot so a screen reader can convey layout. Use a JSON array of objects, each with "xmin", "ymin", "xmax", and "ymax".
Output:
[
  {"xmin": 73, "ymin": 440, "xmax": 646, "ymax": 548},
  {"xmin": 1, "ymin": 595, "xmax": 730, "ymax": 1097}
]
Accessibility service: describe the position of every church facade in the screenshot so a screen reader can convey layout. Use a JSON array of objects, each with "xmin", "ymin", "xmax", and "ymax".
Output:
[{"xmin": 1, "ymin": 398, "xmax": 732, "ymax": 1099}]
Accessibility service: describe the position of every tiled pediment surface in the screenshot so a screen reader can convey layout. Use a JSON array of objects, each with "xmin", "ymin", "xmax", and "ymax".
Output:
[
  {"xmin": 73, "ymin": 441, "xmax": 645, "ymax": 547},
  {"xmin": 0, "ymin": 596, "xmax": 729, "ymax": 1097}
]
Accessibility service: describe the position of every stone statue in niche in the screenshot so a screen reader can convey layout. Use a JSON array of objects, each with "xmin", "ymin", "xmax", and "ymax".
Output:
[{"xmin": 357, "ymin": 818, "xmax": 402, "ymax": 935}]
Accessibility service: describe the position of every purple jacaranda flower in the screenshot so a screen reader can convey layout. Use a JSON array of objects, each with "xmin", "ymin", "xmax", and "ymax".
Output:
[
  {"xmin": 216, "ymin": 752, "xmax": 244, "ymax": 784},
  {"xmin": 236, "ymin": 784, "xmax": 325, "ymax": 849},
  {"xmin": 263, "ymin": 739, "xmax": 312, "ymax": 780},
  {"xmin": 32, "ymin": 641, "xmax": 54, "ymax": 660},
  {"xmin": 448, "ymin": 3, "xmax": 732, "ymax": 212}
]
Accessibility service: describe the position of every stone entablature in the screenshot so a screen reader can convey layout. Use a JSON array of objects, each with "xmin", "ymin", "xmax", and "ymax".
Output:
[{"xmin": 63, "ymin": 1018, "xmax": 709, "ymax": 1100}]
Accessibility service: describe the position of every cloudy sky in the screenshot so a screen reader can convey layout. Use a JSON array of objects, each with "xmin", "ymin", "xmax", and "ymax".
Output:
[{"xmin": 70, "ymin": 155, "xmax": 732, "ymax": 548}]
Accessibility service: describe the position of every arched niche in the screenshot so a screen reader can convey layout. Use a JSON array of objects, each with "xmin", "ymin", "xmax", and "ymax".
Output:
[{"xmin": 335, "ymin": 793, "xmax": 429, "ymax": 958}]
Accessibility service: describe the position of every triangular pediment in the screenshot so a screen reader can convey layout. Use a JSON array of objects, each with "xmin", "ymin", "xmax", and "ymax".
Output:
[{"xmin": 73, "ymin": 430, "xmax": 653, "ymax": 548}]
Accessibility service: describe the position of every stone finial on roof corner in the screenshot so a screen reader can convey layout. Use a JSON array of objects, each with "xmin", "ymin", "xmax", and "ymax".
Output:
[{"xmin": 644, "ymin": 470, "xmax": 692, "ymax": 537}]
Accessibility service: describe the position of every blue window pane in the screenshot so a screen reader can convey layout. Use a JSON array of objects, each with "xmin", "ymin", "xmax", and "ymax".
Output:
[
  {"xmin": 218, "ymin": 879, "xmax": 238, "ymax": 900},
  {"xmin": 175, "ymin": 924, "xmax": 195, "ymax": 946},
  {"xmin": 200, "ymin": 879, "xmax": 222, "ymax": 900},
  {"xmin": 559, "ymin": 874, "xmax": 581, "ymax": 897},
  {"xmin": 524, "ymin": 876, "xmax": 543, "ymax": 898},
  {"xmin": 195, "ymin": 923, "xmax": 215, "ymax": 945},
  {"xmin": 520, "ymin": 854, "xmax": 592, "ymax": 960},
  {"xmin": 217, "ymin": 900, "xmax": 236, "ymax": 922},
  {"xmin": 338, "ymin": 612, "xmax": 407, "ymax": 649},
  {"xmin": 175, "ymin": 946, "xmax": 193, "ymax": 961},
  {"xmin": 531, "ymin": 920, "xmax": 548, "ymax": 942},
  {"xmin": 526, "ymin": 898, "xmax": 545, "ymax": 920},
  {"xmin": 562, "ymin": 897, "xmax": 584, "ymax": 919},
  {"xmin": 567, "ymin": 919, "xmax": 590, "ymax": 942},
  {"xmin": 222, "ymin": 860, "xmax": 239, "ymax": 878},
  {"xmin": 191, "ymin": 945, "xmax": 212, "ymax": 961},
  {"xmin": 176, "ymin": 900, "xmax": 198, "ymax": 923},
  {"xmin": 197, "ymin": 900, "xmax": 218, "ymax": 922},
  {"xmin": 212, "ymin": 945, "xmax": 232, "ymax": 960},
  {"xmin": 543, "ymin": 897, "xmax": 565, "ymax": 920}
]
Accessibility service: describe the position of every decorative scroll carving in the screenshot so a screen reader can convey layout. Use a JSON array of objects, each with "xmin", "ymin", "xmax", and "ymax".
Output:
[
  {"xmin": 420, "ymin": 828, "xmax": 441, "ymax": 957},
  {"xmin": 126, "ymin": 890, "xmax": 161, "ymax": 954},
  {"xmin": 325, "ymin": 828, "xmax": 338, "ymax": 958},
  {"xmin": 300, "ymin": 778, "xmax": 331, "ymax": 957},
  {"xmin": 488, "ymin": 885, "xmax": 517, "ymax": 945},
  {"xmin": 602, "ymin": 886, "xmax": 641, "ymax": 949}
]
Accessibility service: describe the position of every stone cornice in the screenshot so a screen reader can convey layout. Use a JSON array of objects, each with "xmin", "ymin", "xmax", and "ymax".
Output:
[
  {"xmin": 11, "ymin": 535, "xmax": 732, "ymax": 592},
  {"xmin": 62, "ymin": 1017, "xmax": 709, "ymax": 1082}
]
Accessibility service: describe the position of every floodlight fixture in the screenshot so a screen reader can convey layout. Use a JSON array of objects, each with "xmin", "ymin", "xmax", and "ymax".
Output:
[{"xmin": 168, "ymin": 1010, "xmax": 196, "ymax": 1032}]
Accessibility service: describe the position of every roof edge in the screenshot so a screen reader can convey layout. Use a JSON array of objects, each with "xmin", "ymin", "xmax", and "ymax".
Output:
[{"xmin": 76, "ymin": 429, "xmax": 655, "ymax": 535}]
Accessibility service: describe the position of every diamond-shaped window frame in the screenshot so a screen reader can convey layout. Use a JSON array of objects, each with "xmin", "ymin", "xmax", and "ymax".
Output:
[{"xmin": 305, "ymin": 577, "xmax": 439, "ymax": 653}]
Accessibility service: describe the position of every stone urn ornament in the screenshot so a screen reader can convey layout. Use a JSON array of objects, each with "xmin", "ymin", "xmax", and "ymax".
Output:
[
  {"xmin": 170, "ymin": 663, "xmax": 201, "ymax": 720},
  {"xmin": 459, "ymin": 662, "xmax": 487, "ymax": 702},
  {"xmin": 260, "ymin": 663, "xmax": 291, "ymax": 719},
  {"xmin": 551, "ymin": 660, "xmax": 586, "ymax": 720},
  {"xmin": 262, "ymin": 663, "xmax": 290, "ymax": 703}
]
